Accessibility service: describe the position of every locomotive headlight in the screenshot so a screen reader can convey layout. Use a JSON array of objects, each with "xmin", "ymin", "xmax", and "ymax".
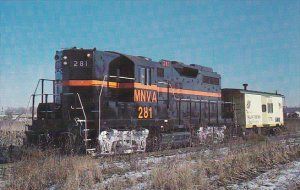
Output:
[
  {"xmin": 87, "ymin": 53, "xmax": 91, "ymax": 58},
  {"xmin": 63, "ymin": 56, "xmax": 68, "ymax": 60},
  {"xmin": 63, "ymin": 61, "xmax": 68, "ymax": 65}
]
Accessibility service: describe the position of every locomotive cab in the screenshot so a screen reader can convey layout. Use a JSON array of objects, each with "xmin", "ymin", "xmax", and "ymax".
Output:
[{"xmin": 108, "ymin": 55, "xmax": 135, "ymax": 102}]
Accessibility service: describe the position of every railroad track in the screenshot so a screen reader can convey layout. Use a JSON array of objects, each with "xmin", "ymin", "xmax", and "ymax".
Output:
[
  {"xmin": 97, "ymin": 130, "xmax": 300, "ymax": 164},
  {"xmin": 270, "ymin": 130, "xmax": 300, "ymax": 145},
  {"xmin": 95, "ymin": 131, "xmax": 300, "ymax": 190}
]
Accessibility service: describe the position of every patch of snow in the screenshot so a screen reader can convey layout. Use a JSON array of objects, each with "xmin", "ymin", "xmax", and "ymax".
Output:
[
  {"xmin": 229, "ymin": 160, "xmax": 300, "ymax": 190},
  {"xmin": 125, "ymin": 182, "xmax": 147, "ymax": 190},
  {"xmin": 48, "ymin": 184, "xmax": 60, "ymax": 190},
  {"xmin": 0, "ymin": 181, "xmax": 5, "ymax": 190}
]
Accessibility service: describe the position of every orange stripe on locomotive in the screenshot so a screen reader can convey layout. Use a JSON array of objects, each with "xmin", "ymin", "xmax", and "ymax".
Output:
[{"xmin": 62, "ymin": 80, "xmax": 221, "ymax": 99}]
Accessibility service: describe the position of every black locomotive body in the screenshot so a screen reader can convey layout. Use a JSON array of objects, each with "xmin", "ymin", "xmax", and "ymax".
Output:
[{"xmin": 28, "ymin": 48, "xmax": 234, "ymax": 154}]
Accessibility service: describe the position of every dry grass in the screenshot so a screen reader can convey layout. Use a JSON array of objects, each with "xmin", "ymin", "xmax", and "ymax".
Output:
[
  {"xmin": 5, "ymin": 149, "xmax": 102, "ymax": 190},
  {"xmin": 3, "ymin": 143, "xmax": 300, "ymax": 190},
  {"xmin": 206, "ymin": 144, "xmax": 299, "ymax": 186},
  {"xmin": 98, "ymin": 177, "xmax": 143, "ymax": 190},
  {"xmin": 288, "ymin": 181, "xmax": 300, "ymax": 190},
  {"xmin": 286, "ymin": 118, "xmax": 300, "ymax": 134},
  {"xmin": 0, "ymin": 121, "xmax": 27, "ymax": 131},
  {"xmin": 151, "ymin": 162, "xmax": 194, "ymax": 190},
  {"xmin": 2, "ymin": 122, "xmax": 300, "ymax": 190},
  {"xmin": 150, "ymin": 143, "xmax": 300, "ymax": 189},
  {"xmin": 244, "ymin": 133, "xmax": 268, "ymax": 142}
]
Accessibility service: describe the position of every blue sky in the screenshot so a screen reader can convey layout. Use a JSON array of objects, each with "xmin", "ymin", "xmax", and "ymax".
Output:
[{"xmin": 0, "ymin": 0, "xmax": 299, "ymax": 108}]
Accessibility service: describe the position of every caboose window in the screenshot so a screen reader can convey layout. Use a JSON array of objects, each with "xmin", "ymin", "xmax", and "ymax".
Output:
[
  {"xmin": 262, "ymin": 104, "xmax": 267, "ymax": 112},
  {"xmin": 267, "ymin": 103, "xmax": 273, "ymax": 113}
]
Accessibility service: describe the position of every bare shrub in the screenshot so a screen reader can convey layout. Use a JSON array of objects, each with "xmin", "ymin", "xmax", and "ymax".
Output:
[
  {"xmin": 150, "ymin": 162, "xmax": 194, "ymax": 190},
  {"xmin": 285, "ymin": 119, "xmax": 300, "ymax": 134},
  {"xmin": 150, "ymin": 143, "xmax": 300, "ymax": 189},
  {"xmin": 193, "ymin": 162, "xmax": 214, "ymax": 190},
  {"xmin": 5, "ymin": 150, "xmax": 102, "ymax": 190},
  {"xmin": 99, "ymin": 177, "xmax": 139, "ymax": 190},
  {"xmin": 0, "ymin": 121, "xmax": 27, "ymax": 131},
  {"xmin": 244, "ymin": 133, "xmax": 268, "ymax": 142},
  {"xmin": 204, "ymin": 143, "xmax": 300, "ymax": 186}
]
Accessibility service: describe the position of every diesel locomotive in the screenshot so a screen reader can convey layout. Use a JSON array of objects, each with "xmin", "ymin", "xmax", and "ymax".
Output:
[{"xmin": 27, "ymin": 47, "xmax": 236, "ymax": 154}]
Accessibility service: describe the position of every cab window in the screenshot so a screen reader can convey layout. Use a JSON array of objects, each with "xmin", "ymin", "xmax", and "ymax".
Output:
[
  {"xmin": 139, "ymin": 68, "xmax": 145, "ymax": 84},
  {"xmin": 139, "ymin": 67, "xmax": 151, "ymax": 85},
  {"xmin": 157, "ymin": 68, "xmax": 164, "ymax": 77}
]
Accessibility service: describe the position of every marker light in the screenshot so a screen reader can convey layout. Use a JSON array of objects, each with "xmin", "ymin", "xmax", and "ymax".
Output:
[
  {"xmin": 63, "ymin": 56, "xmax": 68, "ymax": 60},
  {"xmin": 63, "ymin": 61, "xmax": 68, "ymax": 65},
  {"xmin": 87, "ymin": 53, "xmax": 91, "ymax": 58}
]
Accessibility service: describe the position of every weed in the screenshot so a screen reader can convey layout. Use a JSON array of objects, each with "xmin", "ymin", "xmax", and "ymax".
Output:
[{"xmin": 5, "ymin": 150, "xmax": 102, "ymax": 190}]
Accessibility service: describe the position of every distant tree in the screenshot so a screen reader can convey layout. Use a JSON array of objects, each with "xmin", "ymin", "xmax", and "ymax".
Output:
[
  {"xmin": 2, "ymin": 115, "xmax": 12, "ymax": 120},
  {"xmin": 4, "ymin": 107, "xmax": 13, "ymax": 116},
  {"xmin": 4, "ymin": 108, "xmax": 13, "ymax": 120},
  {"xmin": 4, "ymin": 107, "xmax": 27, "ymax": 115},
  {"xmin": 289, "ymin": 112, "xmax": 299, "ymax": 118},
  {"xmin": 15, "ymin": 107, "xmax": 27, "ymax": 114}
]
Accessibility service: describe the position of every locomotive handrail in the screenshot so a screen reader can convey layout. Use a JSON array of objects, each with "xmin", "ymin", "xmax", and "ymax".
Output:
[
  {"xmin": 109, "ymin": 75, "xmax": 135, "ymax": 80},
  {"xmin": 24, "ymin": 79, "xmax": 56, "ymax": 124},
  {"xmin": 157, "ymin": 81, "xmax": 236, "ymax": 105},
  {"xmin": 30, "ymin": 78, "xmax": 60, "ymax": 119},
  {"xmin": 157, "ymin": 81, "xmax": 181, "ymax": 101},
  {"xmin": 99, "ymin": 75, "xmax": 108, "ymax": 139},
  {"xmin": 29, "ymin": 92, "xmax": 87, "ymax": 122},
  {"xmin": 31, "ymin": 93, "xmax": 60, "ymax": 96},
  {"xmin": 33, "ymin": 79, "xmax": 55, "ymax": 95},
  {"xmin": 31, "ymin": 93, "xmax": 78, "ymax": 97},
  {"xmin": 179, "ymin": 99, "xmax": 235, "ymax": 104},
  {"xmin": 75, "ymin": 93, "xmax": 88, "ymax": 149},
  {"xmin": 30, "ymin": 92, "xmax": 88, "ymax": 149},
  {"xmin": 156, "ymin": 80, "xmax": 237, "ymax": 128}
]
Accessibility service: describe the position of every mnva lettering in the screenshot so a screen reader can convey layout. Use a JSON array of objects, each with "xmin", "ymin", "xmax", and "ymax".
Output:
[{"xmin": 134, "ymin": 89, "xmax": 157, "ymax": 102}]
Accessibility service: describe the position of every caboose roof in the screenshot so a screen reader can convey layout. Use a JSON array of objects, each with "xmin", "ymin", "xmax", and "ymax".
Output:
[{"xmin": 222, "ymin": 88, "xmax": 284, "ymax": 97}]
